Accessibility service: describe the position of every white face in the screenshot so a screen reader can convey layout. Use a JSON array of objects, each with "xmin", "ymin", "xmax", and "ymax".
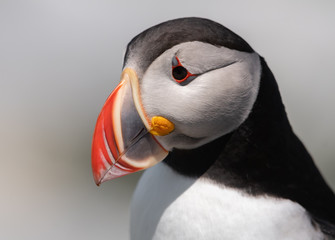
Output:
[{"xmin": 125, "ymin": 41, "xmax": 261, "ymax": 151}]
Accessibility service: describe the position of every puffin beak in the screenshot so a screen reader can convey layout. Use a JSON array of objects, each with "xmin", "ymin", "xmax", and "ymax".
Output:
[{"xmin": 91, "ymin": 68, "xmax": 173, "ymax": 185}]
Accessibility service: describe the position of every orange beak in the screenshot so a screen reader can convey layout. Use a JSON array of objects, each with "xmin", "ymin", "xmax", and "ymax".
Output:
[{"xmin": 91, "ymin": 68, "xmax": 169, "ymax": 185}]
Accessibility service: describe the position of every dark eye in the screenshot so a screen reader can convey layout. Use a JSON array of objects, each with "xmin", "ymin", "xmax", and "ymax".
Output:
[
  {"xmin": 172, "ymin": 66, "xmax": 188, "ymax": 80},
  {"xmin": 171, "ymin": 56, "xmax": 197, "ymax": 84}
]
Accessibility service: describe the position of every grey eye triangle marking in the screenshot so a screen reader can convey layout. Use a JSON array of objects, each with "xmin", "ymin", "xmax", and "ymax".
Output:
[
  {"xmin": 178, "ymin": 75, "xmax": 197, "ymax": 86},
  {"xmin": 172, "ymin": 56, "xmax": 179, "ymax": 67}
]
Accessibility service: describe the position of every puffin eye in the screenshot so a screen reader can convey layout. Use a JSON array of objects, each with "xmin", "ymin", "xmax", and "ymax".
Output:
[
  {"xmin": 172, "ymin": 66, "xmax": 188, "ymax": 80},
  {"xmin": 171, "ymin": 56, "xmax": 197, "ymax": 84}
]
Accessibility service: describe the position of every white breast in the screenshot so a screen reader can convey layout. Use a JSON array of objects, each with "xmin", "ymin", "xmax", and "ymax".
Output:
[{"xmin": 130, "ymin": 163, "xmax": 323, "ymax": 240}]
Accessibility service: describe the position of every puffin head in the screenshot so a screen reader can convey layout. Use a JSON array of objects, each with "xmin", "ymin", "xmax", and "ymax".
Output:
[{"xmin": 91, "ymin": 17, "xmax": 262, "ymax": 185}]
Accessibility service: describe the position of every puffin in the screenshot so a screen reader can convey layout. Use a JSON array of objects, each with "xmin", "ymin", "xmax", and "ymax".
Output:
[{"xmin": 91, "ymin": 17, "xmax": 335, "ymax": 239}]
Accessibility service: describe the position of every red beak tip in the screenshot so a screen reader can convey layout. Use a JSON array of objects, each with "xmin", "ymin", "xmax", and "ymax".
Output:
[
  {"xmin": 93, "ymin": 173, "xmax": 103, "ymax": 186},
  {"xmin": 93, "ymin": 177, "xmax": 100, "ymax": 186}
]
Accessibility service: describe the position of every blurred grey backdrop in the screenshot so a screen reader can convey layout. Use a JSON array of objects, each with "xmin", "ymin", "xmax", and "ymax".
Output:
[{"xmin": 1, "ymin": 0, "xmax": 334, "ymax": 239}]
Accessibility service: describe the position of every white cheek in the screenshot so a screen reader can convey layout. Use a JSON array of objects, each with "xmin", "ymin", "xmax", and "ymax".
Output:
[{"xmin": 140, "ymin": 43, "xmax": 261, "ymax": 150}]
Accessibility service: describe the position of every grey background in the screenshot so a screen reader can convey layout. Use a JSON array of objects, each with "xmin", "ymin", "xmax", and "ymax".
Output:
[{"xmin": 1, "ymin": 0, "xmax": 334, "ymax": 239}]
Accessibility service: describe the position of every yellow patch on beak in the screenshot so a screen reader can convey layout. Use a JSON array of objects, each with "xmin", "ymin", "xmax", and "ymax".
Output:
[{"xmin": 150, "ymin": 116, "xmax": 175, "ymax": 136}]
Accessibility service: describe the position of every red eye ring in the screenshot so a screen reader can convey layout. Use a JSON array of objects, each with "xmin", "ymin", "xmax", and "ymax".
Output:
[{"xmin": 172, "ymin": 57, "xmax": 197, "ymax": 83}]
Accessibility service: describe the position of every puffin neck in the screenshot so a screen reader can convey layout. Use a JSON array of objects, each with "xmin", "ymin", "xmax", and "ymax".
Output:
[
  {"xmin": 204, "ymin": 56, "xmax": 296, "ymax": 191},
  {"xmin": 163, "ymin": 132, "xmax": 233, "ymax": 178}
]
